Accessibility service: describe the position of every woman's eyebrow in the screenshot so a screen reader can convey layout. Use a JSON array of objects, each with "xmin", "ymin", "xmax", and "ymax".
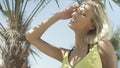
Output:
[{"xmin": 78, "ymin": 7, "xmax": 88, "ymax": 13}]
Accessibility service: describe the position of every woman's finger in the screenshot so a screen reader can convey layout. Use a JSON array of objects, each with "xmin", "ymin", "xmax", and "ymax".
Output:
[{"xmin": 70, "ymin": 4, "xmax": 80, "ymax": 10}]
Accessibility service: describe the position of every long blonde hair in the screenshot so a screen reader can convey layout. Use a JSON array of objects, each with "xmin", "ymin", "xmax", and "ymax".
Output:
[{"xmin": 84, "ymin": 0, "xmax": 111, "ymax": 44}]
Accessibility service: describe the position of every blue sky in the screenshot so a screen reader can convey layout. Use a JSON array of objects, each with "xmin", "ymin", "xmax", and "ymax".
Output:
[{"xmin": 0, "ymin": 0, "xmax": 120, "ymax": 68}]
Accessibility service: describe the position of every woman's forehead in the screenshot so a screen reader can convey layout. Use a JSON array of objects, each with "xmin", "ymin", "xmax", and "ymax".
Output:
[
  {"xmin": 77, "ymin": 4, "xmax": 94, "ymax": 17},
  {"xmin": 78, "ymin": 4, "xmax": 92, "ymax": 12}
]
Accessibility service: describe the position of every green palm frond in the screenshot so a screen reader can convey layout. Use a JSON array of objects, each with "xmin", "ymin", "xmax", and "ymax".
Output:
[
  {"xmin": 113, "ymin": 0, "xmax": 120, "ymax": 7},
  {"xmin": 110, "ymin": 27, "xmax": 120, "ymax": 61},
  {"xmin": 76, "ymin": 0, "xmax": 85, "ymax": 4},
  {"xmin": 6, "ymin": 0, "xmax": 11, "ymax": 11},
  {"xmin": 24, "ymin": 0, "xmax": 47, "ymax": 30},
  {"xmin": 21, "ymin": 0, "xmax": 29, "ymax": 18},
  {"xmin": 0, "ymin": 0, "xmax": 60, "ymax": 31},
  {"xmin": 110, "ymin": 28, "xmax": 120, "ymax": 51},
  {"xmin": 3, "ymin": 0, "xmax": 12, "ymax": 19},
  {"xmin": 24, "ymin": 0, "xmax": 52, "ymax": 31},
  {"xmin": 0, "ymin": 0, "xmax": 52, "ymax": 30},
  {"xmin": 55, "ymin": 0, "xmax": 60, "ymax": 8},
  {"xmin": 0, "ymin": 31, "xmax": 5, "ymax": 42},
  {"xmin": 108, "ymin": 0, "xmax": 113, "ymax": 10},
  {"xmin": 0, "ymin": 23, "xmax": 6, "ymax": 32},
  {"xmin": 0, "ymin": 23, "xmax": 6, "ymax": 40},
  {"xmin": 29, "ymin": 48, "xmax": 41, "ymax": 64},
  {"xmin": 0, "ymin": 3, "xmax": 6, "ymax": 15}
]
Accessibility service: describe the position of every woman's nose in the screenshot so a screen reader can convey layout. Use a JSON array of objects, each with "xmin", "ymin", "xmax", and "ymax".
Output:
[
  {"xmin": 72, "ymin": 11, "xmax": 78, "ymax": 18},
  {"xmin": 72, "ymin": 12, "xmax": 77, "ymax": 16}
]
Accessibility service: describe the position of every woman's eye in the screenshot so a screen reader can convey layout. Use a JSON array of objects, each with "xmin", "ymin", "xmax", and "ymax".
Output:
[{"xmin": 81, "ymin": 13, "xmax": 86, "ymax": 17}]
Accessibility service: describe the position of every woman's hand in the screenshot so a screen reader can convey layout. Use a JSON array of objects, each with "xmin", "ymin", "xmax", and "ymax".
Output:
[{"xmin": 58, "ymin": 5, "xmax": 80, "ymax": 20}]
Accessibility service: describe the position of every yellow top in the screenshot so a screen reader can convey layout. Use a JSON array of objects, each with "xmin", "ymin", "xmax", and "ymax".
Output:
[{"xmin": 62, "ymin": 44, "xmax": 102, "ymax": 68}]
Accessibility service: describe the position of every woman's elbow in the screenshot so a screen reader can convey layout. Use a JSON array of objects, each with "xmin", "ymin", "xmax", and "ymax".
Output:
[{"xmin": 25, "ymin": 32, "xmax": 40, "ymax": 43}]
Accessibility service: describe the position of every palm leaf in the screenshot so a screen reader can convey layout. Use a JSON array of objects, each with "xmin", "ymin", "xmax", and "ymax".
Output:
[
  {"xmin": 21, "ymin": 0, "xmax": 29, "ymax": 17},
  {"xmin": 29, "ymin": 48, "xmax": 41, "ymax": 64},
  {"xmin": 55, "ymin": 0, "xmax": 60, "ymax": 8},
  {"xmin": 24, "ymin": 0, "xmax": 52, "ymax": 30},
  {"xmin": 113, "ymin": 0, "xmax": 120, "ymax": 7},
  {"xmin": 5, "ymin": 0, "xmax": 11, "ymax": 11},
  {"xmin": 0, "ymin": 32, "xmax": 4, "ymax": 39},
  {"xmin": 108, "ymin": 0, "xmax": 113, "ymax": 10},
  {"xmin": 0, "ymin": 23, "xmax": 6, "ymax": 40},
  {"xmin": 11, "ymin": 0, "xmax": 14, "ymax": 11},
  {"xmin": 4, "ymin": 0, "xmax": 11, "ymax": 18},
  {"xmin": 110, "ymin": 27, "xmax": 120, "ymax": 61},
  {"xmin": 0, "ymin": 3, "xmax": 6, "ymax": 15},
  {"xmin": 3, "ymin": 0, "xmax": 7, "ymax": 11},
  {"xmin": 23, "ymin": 0, "xmax": 45, "ymax": 29},
  {"xmin": 0, "ymin": 23, "xmax": 6, "ymax": 32},
  {"xmin": 77, "ymin": 0, "xmax": 85, "ymax": 4}
]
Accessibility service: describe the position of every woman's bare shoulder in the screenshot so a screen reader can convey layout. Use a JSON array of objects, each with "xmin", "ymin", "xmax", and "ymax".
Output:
[{"xmin": 98, "ymin": 39, "xmax": 118, "ymax": 68}]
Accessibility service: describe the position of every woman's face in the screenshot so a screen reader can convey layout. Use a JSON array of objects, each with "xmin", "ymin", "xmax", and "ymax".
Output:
[{"xmin": 69, "ymin": 4, "xmax": 95, "ymax": 33}]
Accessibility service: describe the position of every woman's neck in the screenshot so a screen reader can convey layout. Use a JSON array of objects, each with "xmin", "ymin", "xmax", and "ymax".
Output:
[{"xmin": 74, "ymin": 32, "xmax": 88, "ymax": 51}]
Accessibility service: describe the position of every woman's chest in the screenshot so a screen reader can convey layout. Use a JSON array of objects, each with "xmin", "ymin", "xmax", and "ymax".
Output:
[{"xmin": 69, "ymin": 49, "xmax": 88, "ymax": 67}]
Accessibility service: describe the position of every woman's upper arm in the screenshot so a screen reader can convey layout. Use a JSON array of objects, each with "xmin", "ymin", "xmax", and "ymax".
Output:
[
  {"xmin": 98, "ymin": 40, "xmax": 118, "ymax": 68},
  {"xmin": 26, "ymin": 34, "xmax": 64, "ymax": 62}
]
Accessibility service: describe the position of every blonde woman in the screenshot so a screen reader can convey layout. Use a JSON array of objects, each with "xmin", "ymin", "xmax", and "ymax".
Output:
[{"xmin": 26, "ymin": 0, "xmax": 118, "ymax": 68}]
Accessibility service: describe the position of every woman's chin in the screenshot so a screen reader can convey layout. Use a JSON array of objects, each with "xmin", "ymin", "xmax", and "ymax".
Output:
[{"xmin": 68, "ymin": 23, "xmax": 75, "ymax": 31}]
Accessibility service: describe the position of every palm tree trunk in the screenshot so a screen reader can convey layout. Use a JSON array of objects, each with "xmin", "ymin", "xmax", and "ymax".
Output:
[{"xmin": 0, "ymin": 29, "xmax": 30, "ymax": 68}]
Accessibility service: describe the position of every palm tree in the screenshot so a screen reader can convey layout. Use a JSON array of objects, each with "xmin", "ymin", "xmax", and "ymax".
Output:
[{"xmin": 0, "ymin": 0, "xmax": 59, "ymax": 68}]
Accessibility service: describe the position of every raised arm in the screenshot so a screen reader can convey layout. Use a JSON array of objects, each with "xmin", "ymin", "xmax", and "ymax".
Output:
[
  {"xmin": 26, "ymin": 13, "xmax": 60, "ymax": 39},
  {"xmin": 25, "ymin": 5, "xmax": 79, "ymax": 62}
]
